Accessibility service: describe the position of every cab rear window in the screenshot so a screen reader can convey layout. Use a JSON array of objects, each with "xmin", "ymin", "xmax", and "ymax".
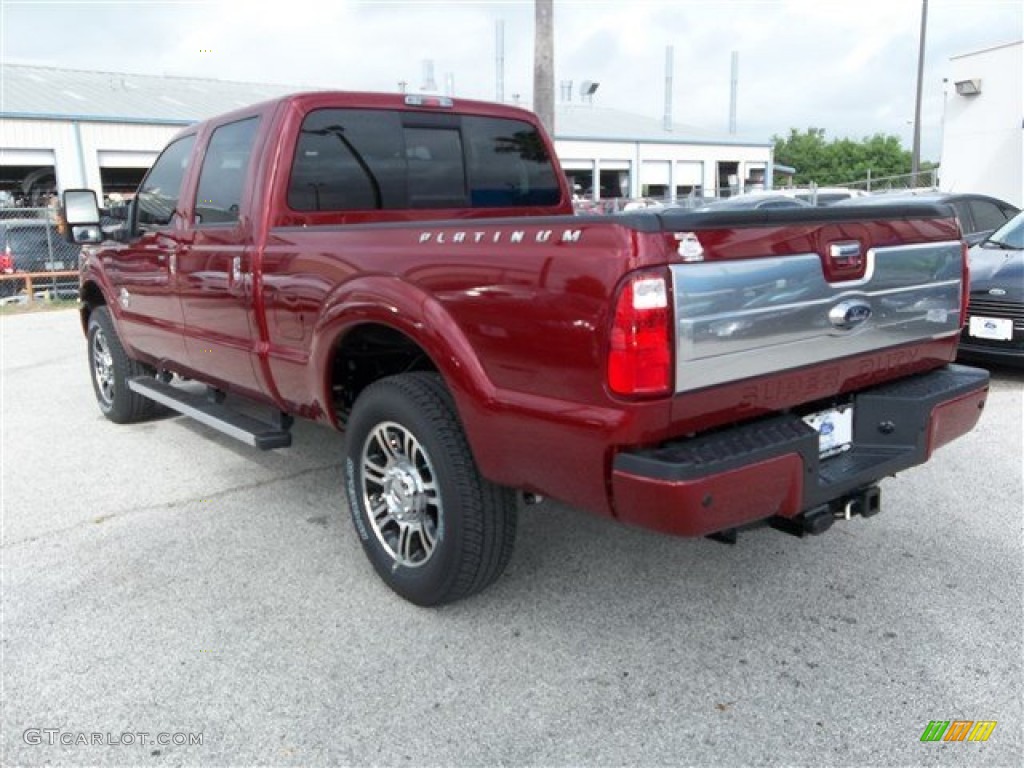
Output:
[{"xmin": 286, "ymin": 109, "xmax": 562, "ymax": 211}]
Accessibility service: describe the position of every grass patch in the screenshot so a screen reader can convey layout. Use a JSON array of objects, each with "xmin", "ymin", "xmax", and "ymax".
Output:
[{"xmin": 0, "ymin": 297, "xmax": 80, "ymax": 315}]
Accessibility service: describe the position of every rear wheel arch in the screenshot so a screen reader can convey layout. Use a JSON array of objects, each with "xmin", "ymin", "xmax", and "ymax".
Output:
[
  {"xmin": 313, "ymin": 288, "xmax": 503, "ymax": 485},
  {"xmin": 327, "ymin": 322, "xmax": 441, "ymax": 429},
  {"xmin": 313, "ymin": 280, "xmax": 495, "ymax": 416}
]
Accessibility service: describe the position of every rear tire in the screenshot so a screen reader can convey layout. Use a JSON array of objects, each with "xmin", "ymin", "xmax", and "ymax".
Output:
[
  {"xmin": 87, "ymin": 306, "xmax": 159, "ymax": 424},
  {"xmin": 343, "ymin": 373, "xmax": 517, "ymax": 606}
]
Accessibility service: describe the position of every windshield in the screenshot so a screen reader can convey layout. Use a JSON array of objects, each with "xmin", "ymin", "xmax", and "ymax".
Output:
[{"xmin": 985, "ymin": 211, "xmax": 1024, "ymax": 249}]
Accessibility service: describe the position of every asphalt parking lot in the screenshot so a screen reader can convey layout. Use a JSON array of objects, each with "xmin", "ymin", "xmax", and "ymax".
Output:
[{"xmin": 2, "ymin": 308, "xmax": 1022, "ymax": 767}]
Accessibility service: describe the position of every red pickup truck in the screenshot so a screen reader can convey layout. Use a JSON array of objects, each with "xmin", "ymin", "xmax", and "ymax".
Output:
[{"xmin": 62, "ymin": 91, "xmax": 988, "ymax": 605}]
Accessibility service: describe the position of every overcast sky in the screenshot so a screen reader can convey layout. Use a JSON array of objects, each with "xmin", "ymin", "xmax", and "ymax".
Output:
[{"xmin": 2, "ymin": 0, "xmax": 1021, "ymax": 160}]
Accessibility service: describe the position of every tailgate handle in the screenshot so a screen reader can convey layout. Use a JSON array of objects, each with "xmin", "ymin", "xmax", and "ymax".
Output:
[{"xmin": 828, "ymin": 241, "xmax": 863, "ymax": 269}]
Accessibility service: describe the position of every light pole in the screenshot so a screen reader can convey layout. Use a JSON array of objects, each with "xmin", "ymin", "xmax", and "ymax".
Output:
[
  {"xmin": 911, "ymin": 0, "xmax": 928, "ymax": 185},
  {"xmin": 534, "ymin": 0, "xmax": 555, "ymax": 136}
]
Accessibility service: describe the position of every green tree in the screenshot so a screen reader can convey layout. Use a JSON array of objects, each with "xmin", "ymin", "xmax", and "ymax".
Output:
[{"xmin": 773, "ymin": 128, "xmax": 918, "ymax": 186}]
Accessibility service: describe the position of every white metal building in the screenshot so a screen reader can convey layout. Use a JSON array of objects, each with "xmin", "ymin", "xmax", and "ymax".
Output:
[
  {"xmin": 0, "ymin": 64, "xmax": 773, "ymax": 205},
  {"xmin": 939, "ymin": 40, "xmax": 1023, "ymax": 208},
  {"xmin": 555, "ymin": 103, "xmax": 773, "ymax": 201},
  {"xmin": 0, "ymin": 65, "xmax": 303, "ymax": 205}
]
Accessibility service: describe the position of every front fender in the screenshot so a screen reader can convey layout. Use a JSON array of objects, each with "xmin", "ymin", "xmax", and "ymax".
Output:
[{"xmin": 79, "ymin": 266, "xmax": 115, "ymax": 334}]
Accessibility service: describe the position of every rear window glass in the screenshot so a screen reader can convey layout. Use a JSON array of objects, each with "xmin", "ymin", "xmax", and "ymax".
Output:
[
  {"xmin": 404, "ymin": 126, "xmax": 466, "ymax": 208},
  {"xmin": 6, "ymin": 227, "xmax": 49, "ymax": 249},
  {"xmin": 815, "ymin": 193, "xmax": 850, "ymax": 205},
  {"xmin": 463, "ymin": 115, "xmax": 561, "ymax": 207},
  {"xmin": 969, "ymin": 200, "xmax": 1009, "ymax": 233},
  {"xmin": 287, "ymin": 109, "xmax": 561, "ymax": 211}
]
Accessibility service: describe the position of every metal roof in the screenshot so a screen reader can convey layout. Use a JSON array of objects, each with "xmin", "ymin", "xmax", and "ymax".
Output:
[
  {"xmin": 555, "ymin": 102, "xmax": 770, "ymax": 147},
  {"xmin": 0, "ymin": 64, "xmax": 309, "ymax": 125},
  {"xmin": 1, "ymin": 63, "xmax": 769, "ymax": 146}
]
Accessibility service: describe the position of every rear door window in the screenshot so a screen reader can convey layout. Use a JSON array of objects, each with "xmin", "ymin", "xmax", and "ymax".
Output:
[
  {"xmin": 288, "ymin": 110, "xmax": 406, "ymax": 211},
  {"xmin": 194, "ymin": 117, "xmax": 260, "ymax": 225}
]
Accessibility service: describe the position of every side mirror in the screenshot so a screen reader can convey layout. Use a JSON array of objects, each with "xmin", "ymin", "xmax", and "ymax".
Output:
[{"xmin": 62, "ymin": 189, "xmax": 102, "ymax": 244}]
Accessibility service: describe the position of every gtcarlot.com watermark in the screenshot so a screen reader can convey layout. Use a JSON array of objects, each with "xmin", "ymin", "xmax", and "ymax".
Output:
[{"xmin": 24, "ymin": 729, "xmax": 203, "ymax": 747}]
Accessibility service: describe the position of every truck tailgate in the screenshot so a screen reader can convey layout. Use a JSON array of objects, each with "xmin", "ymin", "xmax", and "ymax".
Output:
[
  {"xmin": 670, "ymin": 241, "xmax": 962, "ymax": 391},
  {"xmin": 656, "ymin": 204, "xmax": 965, "ymax": 395}
]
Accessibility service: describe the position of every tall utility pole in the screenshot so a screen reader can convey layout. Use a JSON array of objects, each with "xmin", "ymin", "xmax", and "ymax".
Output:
[
  {"xmin": 911, "ymin": 0, "xmax": 928, "ymax": 183},
  {"xmin": 534, "ymin": 0, "xmax": 555, "ymax": 136},
  {"xmin": 663, "ymin": 45, "xmax": 674, "ymax": 131},
  {"xmin": 496, "ymin": 20, "xmax": 505, "ymax": 103},
  {"xmin": 729, "ymin": 51, "xmax": 739, "ymax": 134}
]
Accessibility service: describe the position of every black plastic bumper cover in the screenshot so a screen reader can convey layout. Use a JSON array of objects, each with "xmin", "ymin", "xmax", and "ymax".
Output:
[{"xmin": 614, "ymin": 364, "xmax": 990, "ymax": 514}]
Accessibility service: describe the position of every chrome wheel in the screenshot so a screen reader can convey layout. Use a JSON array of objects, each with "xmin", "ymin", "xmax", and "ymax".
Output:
[
  {"xmin": 345, "ymin": 373, "xmax": 517, "ymax": 605},
  {"xmin": 91, "ymin": 327, "xmax": 115, "ymax": 406},
  {"xmin": 360, "ymin": 421, "xmax": 442, "ymax": 568},
  {"xmin": 85, "ymin": 306, "xmax": 158, "ymax": 424}
]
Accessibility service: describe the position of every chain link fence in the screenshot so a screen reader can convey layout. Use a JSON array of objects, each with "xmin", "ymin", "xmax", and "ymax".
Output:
[{"xmin": 0, "ymin": 207, "xmax": 81, "ymax": 303}]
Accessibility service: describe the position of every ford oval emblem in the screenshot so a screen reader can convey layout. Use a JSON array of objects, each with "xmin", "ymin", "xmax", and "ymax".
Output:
[
  {"xmin": 989, "ymin": 288, "xmax": 1007, "ymax": 296},
  {"xmin": 828, "ymin": 299, "xmax": 872, "ymax": 331}
]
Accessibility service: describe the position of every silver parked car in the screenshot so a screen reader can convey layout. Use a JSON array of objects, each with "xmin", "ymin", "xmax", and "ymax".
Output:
[{"xmin": 834, "ymin": 191, "xmax": 1019, "ymax": 246}]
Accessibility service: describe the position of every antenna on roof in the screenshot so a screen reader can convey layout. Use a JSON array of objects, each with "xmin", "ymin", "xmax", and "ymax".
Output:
[
  {"xmin": 421, "ymin": 59, "xmax": 437, "ymax": 92},
  {"xmin": 580, "ymin": 80, "xmax": 599, "ymax": 105}
]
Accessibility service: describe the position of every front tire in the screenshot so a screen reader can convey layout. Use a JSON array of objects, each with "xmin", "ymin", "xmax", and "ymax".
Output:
[
  {"xmin": 344, "ymin": 373, "xmax": 517, "ymax": 606},
  {"xmin": 87, "ymin": 306, "xmax": 159, "ymax": 423}
]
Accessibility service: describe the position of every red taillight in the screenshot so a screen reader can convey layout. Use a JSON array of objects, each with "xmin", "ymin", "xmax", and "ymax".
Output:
[{"xmin": 608, "ymin": 272, "xmax": 673, "ymax": 396}]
